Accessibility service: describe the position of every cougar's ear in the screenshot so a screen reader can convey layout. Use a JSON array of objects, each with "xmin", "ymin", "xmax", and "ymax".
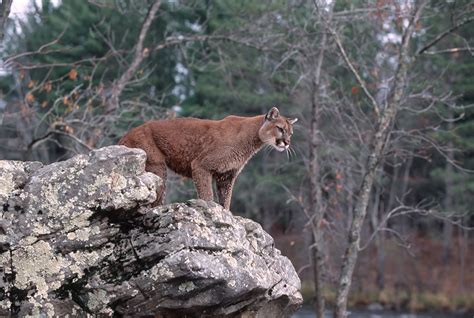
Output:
[
  {"xmin": 288, "ymin": 118, "xmax": 298, "ymax": 125},
  {"xmin": 265, "ymin": 106, "xmax": 280, "ymax": 121}
]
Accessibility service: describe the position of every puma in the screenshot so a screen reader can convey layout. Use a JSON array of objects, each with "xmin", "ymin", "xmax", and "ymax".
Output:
[{"xmin": 118, "ymin": 107, "xmax": 297, "ymax": 209}]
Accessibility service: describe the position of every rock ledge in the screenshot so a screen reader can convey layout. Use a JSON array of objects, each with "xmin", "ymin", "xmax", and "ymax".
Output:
[{"xmin": 0, "ymin": 146, "xmax": 302, "ymax": 317}]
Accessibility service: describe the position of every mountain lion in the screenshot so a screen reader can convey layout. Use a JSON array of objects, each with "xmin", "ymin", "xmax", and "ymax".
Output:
[{"xmin": 118, "ymin": 107, "xmax": 297, "ymax": 209}]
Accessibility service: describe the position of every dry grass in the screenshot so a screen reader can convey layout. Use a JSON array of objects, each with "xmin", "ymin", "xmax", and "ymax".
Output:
[{"xmin": 283, "ymin": 232, "xmax": 474, "ymax": 314}]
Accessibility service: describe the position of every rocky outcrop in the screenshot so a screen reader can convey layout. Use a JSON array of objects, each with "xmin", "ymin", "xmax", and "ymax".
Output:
[{"xmin": 0, "ymin": 146, "xmax": 302, "ymax": 317}]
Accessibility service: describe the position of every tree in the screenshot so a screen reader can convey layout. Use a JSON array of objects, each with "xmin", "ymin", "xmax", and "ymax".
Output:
[
  {"xmin": 0, "ymin": 0, "xmax": 13, "ymax": 41},
  {"xmin": 1, "ymin": 0, "xmax": 204, "ymax": 162},
  {"xmin": 331, "ymin": 1, "xmax": 474, "ymax": 315},
  {"xmin": 1, "ymin": 0, "xmax": 473, "ymax": 315},
  {"xmin": 183, "ymin": 1, "xmax": 473, "ymax": 316},
  {"xmin": 417, "ymin": 0, "xmax": 474, "ymax": 287}
]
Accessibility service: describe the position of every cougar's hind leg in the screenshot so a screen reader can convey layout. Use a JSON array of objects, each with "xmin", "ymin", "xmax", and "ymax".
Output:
[
  {"xmin": 119, "ymin": 130, "xmax": 167, "ymax": 207},
  {"xmin": 146, "ymin": 161, "xmax": 167, "ymax": 207},
  {"xmin": 137, "ymin": 136, "xmax": 166, "ymax": 207},
  {"xmin": 144, "ymin": 145, "xmax": 167, "ymax": 207}
]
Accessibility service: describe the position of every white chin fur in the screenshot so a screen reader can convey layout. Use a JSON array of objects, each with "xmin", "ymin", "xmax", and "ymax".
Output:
[{"xmin": 273, "ymin": 144, "xmax": 286, "ymax": 152}]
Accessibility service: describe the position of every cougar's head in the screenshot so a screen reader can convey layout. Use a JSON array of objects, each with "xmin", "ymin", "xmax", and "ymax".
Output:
[{"xmin": 259, "ymin": 107, "xmax": 298, "ymax": 152}]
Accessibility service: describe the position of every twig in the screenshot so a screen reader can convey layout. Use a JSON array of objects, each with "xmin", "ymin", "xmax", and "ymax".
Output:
[
  {"xmin": 4, "ymin": 27, "xmax": 69, "ymax": 67},
  {"xmin": 417, "ymin": 15, "xmax": 474, "ymax": 55},
  {"xmin": 331, "ymin": 29, "xmax": 381, "ymax": 118},
  {"xmin": 422, "ymin": 47, "xmax": 473, "ymax": 56},
  {"xmin": 154, "ymin": 34, "xmax": 271, "ymax": 52},
  {"xmin": 28, "ymin": 130, "xmax": 92, "ymax": 153}
]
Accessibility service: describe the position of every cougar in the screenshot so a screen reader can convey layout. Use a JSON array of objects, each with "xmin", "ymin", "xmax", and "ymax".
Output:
[{"xmin": 118, "ymin": 107, "xmax": 297, "ymax": 209}]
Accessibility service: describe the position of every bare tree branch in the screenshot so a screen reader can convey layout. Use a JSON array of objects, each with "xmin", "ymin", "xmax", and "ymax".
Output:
[
  {"xmin": 417, "ymin": 15, "xmax": 474, "ymax": 55},
  {"xmin": 27, "ymin": 130, "xmax": 92, "ymax": 154},
  {"xmin": 423, "ymin": 47, "xmax": 473, "ymax": 56},
  {"xmin": 4, "ymin": 27, "xmax": 69, "ymax": 68},
  {"xmin": 361, "ymin": 203, "xmax": 474, "ymax": 252},
  {"xmin": 106, "ymin": 0, "xmax": 161, "ymax": 114},
  {"xmin": 332, "ymin": 6, "xmax": 392, "ymax": 18},
  {"xmin": 332, "ymin": 29, "xmax": 381, "ymax": 118},
  {"xmin": 154, "ymin": 34, "xmax": 274, "ymax": 53}
]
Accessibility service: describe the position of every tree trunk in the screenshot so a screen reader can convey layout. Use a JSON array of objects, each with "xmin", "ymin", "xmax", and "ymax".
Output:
[
  {"xmin": 333, "ymin": 3, "xmax": 427, "ymax": 317},
  {"xmin": 307, "ymin": 4, "xmax": 334, "ymax": 317},
  {"xmin": 458, "ymin": 221, "xmax": 467, "ymax": 292},
  {"xmin": 370, "ymin": 174, "xmax": 385, "ymax": 290},
  {"xmin": 305, "ymin": 3, "xmax": 336, "ymax": 317},
  {"xmin": 308, "ymin": 50, "xmax": 326, "ymax": 318},
  {"xmin": 0, "ymin": 0, "xmax": 13, "ymax": 42},
  {"xmin": 442, "ymin": 120, "xmax": 454, "ymax": 264},
  {"xmin": 398, "ymin": 155, "xmax": 414, "ymax": 234}
]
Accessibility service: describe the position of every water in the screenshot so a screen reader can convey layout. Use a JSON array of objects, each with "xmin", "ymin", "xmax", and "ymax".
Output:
[{"xmin": 292, "ymin": 307, "xmax": 469, "ymax": 318}]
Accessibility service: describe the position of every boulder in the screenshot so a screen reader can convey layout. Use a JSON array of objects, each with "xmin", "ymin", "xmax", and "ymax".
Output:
[{"xmin": 0, "ymin": 146, "xmax": 302, "ymax": 317}]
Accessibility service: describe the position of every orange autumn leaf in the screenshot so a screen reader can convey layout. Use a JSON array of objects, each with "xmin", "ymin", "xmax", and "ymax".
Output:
[
  {"xmin": 43, "ymin": 81, "xmax": 52, "ymax": 93},
  {"xmin": 26, "ymin": 92, "xmax": 35, "ymax": 103},
  {"xmin": 318, "ymin": 218, "xmax": 330, "ymax": 229},
  {"xmin": 27, "ymin": 80, "xmax": 36, "ymax": 88},
  {"xmin": 64, "ymin": 125, "xmax": 74, "ymax": 134},
  {"xmin": 351, "ymin": 86, "xmax": 359, "ymax": 95},
  {"xmin": 416, "ymin": 21, "xmax": 423, "ymax": 31},
  {"xmin": 68, "ymin": 68, "xmax": 78, "ymax": 80}
]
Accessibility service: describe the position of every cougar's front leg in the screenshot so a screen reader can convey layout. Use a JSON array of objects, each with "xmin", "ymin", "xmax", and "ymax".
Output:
[
  {"xmin": 216, "ymin": 171, "xmax": 236, "ymax": 210},
  {"xmin": 191, "ymin": 161, "xmax": 214, "ymax": 202}
]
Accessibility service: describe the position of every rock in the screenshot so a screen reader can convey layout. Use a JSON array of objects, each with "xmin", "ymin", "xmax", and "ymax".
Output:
[
  {"xmin": 0, "ymin": 146, "xmax": 302, "ymax": 317},
  {"xmin": 367, "ymin": 302, "xmax": 384, "ymax": 311}
]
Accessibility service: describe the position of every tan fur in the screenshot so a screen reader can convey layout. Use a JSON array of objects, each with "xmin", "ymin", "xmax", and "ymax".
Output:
[{"xmin": 118, "ymin": 107, "xmax": 297, "ymax": 209}]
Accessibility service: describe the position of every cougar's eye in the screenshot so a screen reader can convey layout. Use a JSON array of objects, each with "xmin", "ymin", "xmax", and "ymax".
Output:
[{"xmin": 277, "ymin": 127, "xmax": 284, "ymax": 134}]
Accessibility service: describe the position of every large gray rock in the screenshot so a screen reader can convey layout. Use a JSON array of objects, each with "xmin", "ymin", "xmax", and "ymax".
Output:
[{"xmin": 0, "ymin": 146, "xmax": 302, "ymax": 317}]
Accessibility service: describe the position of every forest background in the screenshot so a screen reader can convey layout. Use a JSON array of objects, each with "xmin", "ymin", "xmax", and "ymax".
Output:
[{"xmin": 0, "ymin": 0, "xmax": 473, "ymax": 316}]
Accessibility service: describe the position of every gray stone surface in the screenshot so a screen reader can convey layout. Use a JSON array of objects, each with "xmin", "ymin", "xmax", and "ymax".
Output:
[{"xmin": 0, "ymin": 146, "xmax": 302, "ymax": 317}]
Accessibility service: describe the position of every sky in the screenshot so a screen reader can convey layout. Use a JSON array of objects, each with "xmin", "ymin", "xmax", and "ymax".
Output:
[
  {"xmin": 0, "ymin": 0, "xmax": 31, "ymax": 76},
  {"xmin": 0, "ymin": 0, "xmax": 61, "ymax": 76},
  {"xmin": 9, "ymin": 0, "xmax": 61, "ymax": 21},
  {"xmin": 10, "ymin": 0, "xmax": 38, "ymax": 20}
]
